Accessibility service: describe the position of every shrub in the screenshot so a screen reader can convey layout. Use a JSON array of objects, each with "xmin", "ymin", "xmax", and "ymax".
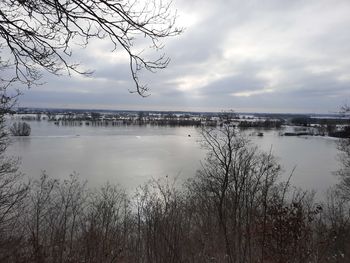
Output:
[{"xmin": 10, "ymin": 122, "xmax": 31, "ymax": 136}]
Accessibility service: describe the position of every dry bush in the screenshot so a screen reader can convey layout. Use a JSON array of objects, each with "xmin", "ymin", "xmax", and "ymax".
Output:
[{"xmin": 10, "ymin": 122, "xmax": 31, "ymax": 136}]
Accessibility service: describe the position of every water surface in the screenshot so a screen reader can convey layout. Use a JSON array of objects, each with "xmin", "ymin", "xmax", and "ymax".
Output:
[{"xmin": 8, "ymin": 121, "xmax": 340, "ymax": 193}]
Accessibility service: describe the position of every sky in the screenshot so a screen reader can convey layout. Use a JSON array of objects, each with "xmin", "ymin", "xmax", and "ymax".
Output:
[{"xmin": 18, "ymin": 0, "xmax": 350, "ymax": 113}]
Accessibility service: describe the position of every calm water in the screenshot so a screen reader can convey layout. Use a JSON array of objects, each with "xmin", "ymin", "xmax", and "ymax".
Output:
[{"xmin": 7, "ymin": 121, "xmax": 340, "ymax": 193}]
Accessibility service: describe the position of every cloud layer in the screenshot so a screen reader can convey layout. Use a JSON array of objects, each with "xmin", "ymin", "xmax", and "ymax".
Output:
[{"xmin": 19, "ymin": 0, "xmax": 350, "ymax": 113}]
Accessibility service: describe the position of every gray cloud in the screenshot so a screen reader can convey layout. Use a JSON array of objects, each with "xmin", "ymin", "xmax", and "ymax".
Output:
[
  {"xmin": 199, "ymin": 73, "xmax": 268, "ymax": 96},
  {"xmin": 14, "ymin": 0, "xmax": 350, "ymax": 113}
]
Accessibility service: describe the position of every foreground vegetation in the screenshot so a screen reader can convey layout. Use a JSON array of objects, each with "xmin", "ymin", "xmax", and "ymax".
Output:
[{"xmin": 1, "ymin": 122, "xmax": 350, "ymax": 263}]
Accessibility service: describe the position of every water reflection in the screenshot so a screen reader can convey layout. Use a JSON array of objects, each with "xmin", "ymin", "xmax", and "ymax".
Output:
[{"xmin": 7, "ymin": 121, "xmax": 340, "ymax": 194}]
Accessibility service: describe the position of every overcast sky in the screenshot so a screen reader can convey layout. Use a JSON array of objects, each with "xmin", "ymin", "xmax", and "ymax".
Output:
[{"xmin": 19, "ymin": 0, "xmax": 350, "ymax": 113}]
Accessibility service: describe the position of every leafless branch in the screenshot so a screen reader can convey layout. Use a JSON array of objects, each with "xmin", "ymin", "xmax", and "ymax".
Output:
[{"xmin": 0, "ymin": 0, "xmax": 182, "ymax": 96}]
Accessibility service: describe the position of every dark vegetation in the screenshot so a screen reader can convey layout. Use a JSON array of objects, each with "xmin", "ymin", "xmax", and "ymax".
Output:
[
  {"xmin": 329, "ymin": 126, "xmax": 350, "ymax": 138},
  {"xmin": 1, "ymin": 120, "xmax": 350, "ymax": 263},
  {"xmin": 9, "ymin": 122, "xmax": 31, "ymax": 136},
  {"xmin": 290, "ymin": 116, "xmax": 350, "ymax": 126},
  {"xmin": 289, "ymin": 116, "xmax": 350, "ymax": 138},
  {"xmin": 238, "ymin": 119, "xmax": 284, "ymax": 129}
]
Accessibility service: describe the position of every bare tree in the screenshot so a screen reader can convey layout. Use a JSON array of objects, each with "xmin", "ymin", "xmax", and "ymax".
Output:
[
  {"xmin": 335, "ymin": 105, "xmax": 350, "ymax": 198},
  {"xmin": 0, "ymin": 109, "xmax": 28, "ymax": 262},
  {"xmin": 81, "ymin": 183, "xmax": 130, "ymax": 263},
  {"xmin": 24, "ymin": 173, "xmax": 87, "ymax": 263},
  {"xmin": 133, "ymin": 178, "xmax": 190, "ymax": 263},
  {"xmin": 336, "ymin": 138, "xmax": 350, "ymax": 198},
  {"xmin": 188, "ymin": 125, "xmax": 281, "ymax": 263},
  {"xmin": 0, "ymin": 0, "xmax": 182, "ymax": 96}
]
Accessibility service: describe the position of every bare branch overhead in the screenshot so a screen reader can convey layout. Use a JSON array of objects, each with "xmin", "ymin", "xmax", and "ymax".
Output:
[{"xmin": 0, "ymin": 0, "xmax": 182, "ymax": 96}]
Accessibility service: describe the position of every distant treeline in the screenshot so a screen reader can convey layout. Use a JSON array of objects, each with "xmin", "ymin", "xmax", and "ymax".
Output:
[
  {"xmin": 13, "ymin": 111, "xmax": 350, "ymax": 133},
  {"xmin": 51, "ymin": 119, "xmax": 202, "ymax": 127},
  {"xmin": 238, "ymin": 119, "xmax": 284, "ymax": 129},
  {"xmin": 290, "ymin": 116, "xmax": 350, "ymax": 138},
  {"xmin": 290, "ymin": 116, "xmax": 350, "ymax": 126}
]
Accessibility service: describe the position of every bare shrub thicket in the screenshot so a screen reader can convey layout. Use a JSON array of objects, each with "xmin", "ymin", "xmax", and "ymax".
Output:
[
  {"xmin": 10, "ymin": 122, "xmax": 31, "ymax": 136},
  {"xmin": 0, "ymin": 111, "xmax": 28, "ymax": 262},
  {"xmin": 312, "ymin": 187, "xmax": 350, "ymax": 263},
  {"xmin": 0, "ymin": 125, "xmax": 349, "ymax": 262},
  {"xmin": 80, "ymin": 183, "xmax": 132, "ymax": 262},
  {"xmin": 336, "ymin": 138, "xmax": 350, "ymax": 198}
]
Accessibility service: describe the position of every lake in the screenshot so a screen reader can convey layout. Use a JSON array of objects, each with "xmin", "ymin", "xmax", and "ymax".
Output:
[{"xmin": 7, "ymin": 121, "xmax": 340, "ymax": 194}]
